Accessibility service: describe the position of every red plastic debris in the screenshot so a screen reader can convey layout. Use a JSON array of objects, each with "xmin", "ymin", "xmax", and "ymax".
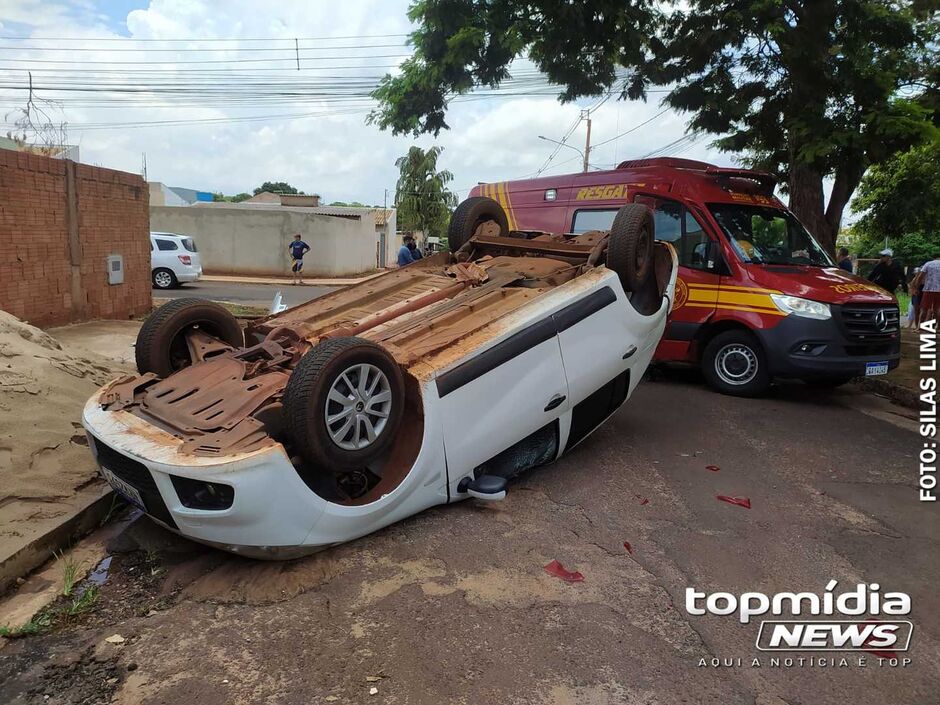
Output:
[
  {"xmin": 716, "ymin": 495, "xmax": 751, "ymax": 509},
  {"xmin": 543, "ymin": 560, "xmax": 584, "ymax": 583},
  {"xmin": 634, "ymin": 494, "xmax": 650, "ymax": 505},
  {"xmin": 623, "ymin": 542, "xmax": 633, "ymax": 554},
  {"xmin": 705, "ymin": 465, "xmax": 720, "ymax": 472}
]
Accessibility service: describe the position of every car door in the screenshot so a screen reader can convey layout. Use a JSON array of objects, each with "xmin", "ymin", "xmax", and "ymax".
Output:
[
  {"xmin": 634, "ymin": 195, "xmax": 720, "ymax": 360},
  {"xmin": 436, "ymin": 319, "xmax": 569, "ymax": 494},
  {"xmin": 153, "ymin": 236, "xmax": 180, "ymax": 274}
]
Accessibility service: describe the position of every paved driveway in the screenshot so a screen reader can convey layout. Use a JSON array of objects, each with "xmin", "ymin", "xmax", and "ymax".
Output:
[
  {"xmin": 1, "ymin": 376, "xmax": 936, "ymax": 705},
  {"xmin": 156, "ymin": 280, "xmax": 336, "ymax": 309}
]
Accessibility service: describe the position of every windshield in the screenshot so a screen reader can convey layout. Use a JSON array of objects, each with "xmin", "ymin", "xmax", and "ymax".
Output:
[{"xmin": 709, "ymin": 204, "xmax": 833, "ymax": 267}]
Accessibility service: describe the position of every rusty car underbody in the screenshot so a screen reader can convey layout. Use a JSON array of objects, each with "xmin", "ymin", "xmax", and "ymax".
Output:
[{"xmin": 100, "ymin": 226, "xmax": 670, "ymax": 471}]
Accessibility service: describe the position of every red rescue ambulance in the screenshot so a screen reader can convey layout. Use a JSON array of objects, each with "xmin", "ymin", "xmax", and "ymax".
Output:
[{"xmin": 470, "ymin": 158, "xmax": 900, "ymax": 396}]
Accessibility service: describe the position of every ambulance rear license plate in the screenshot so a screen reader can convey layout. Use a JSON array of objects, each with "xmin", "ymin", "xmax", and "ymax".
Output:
[{"xmin": 865, "ymin": 361, "xmax": 889, "ymax": 376}]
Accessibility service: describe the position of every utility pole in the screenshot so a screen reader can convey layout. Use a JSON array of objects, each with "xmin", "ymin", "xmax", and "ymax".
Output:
[
  {"xmin": 141, "ymin": 152, "xmax": 147, "ymax": 181},
  {"xmin": 582, "ymin": 109, "xmax": 592, "ymax": 173}
]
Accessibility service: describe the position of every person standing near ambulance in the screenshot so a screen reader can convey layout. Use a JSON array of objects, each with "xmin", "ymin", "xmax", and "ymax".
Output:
[{"xmin": 915, "ymin": 253, "xmax": 940, "ymax": 326}]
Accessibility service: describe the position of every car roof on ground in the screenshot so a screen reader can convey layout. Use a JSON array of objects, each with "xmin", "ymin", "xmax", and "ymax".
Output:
[{"xmin": 150, "ymin": 232, "xmax": 189, "ymax": 238}]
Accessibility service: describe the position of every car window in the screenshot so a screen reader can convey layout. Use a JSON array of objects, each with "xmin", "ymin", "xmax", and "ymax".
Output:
[
  {"xmin": 181, "ymin": 238, "xmax": 198, "ymax": 253},
  {"xmin": 571, "ymin": 209, "xmax": 618, "ymax": 233},
  {"xmin": 155, "ymin": 239, "xmax": 178, "ymax": 251},
  {"xmin": 635, "ymin": 196, "xmax": 712, "ymax": 270}
]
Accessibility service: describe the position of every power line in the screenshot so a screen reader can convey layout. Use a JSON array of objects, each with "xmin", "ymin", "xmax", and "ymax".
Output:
[
  {"xmin": 591, "ymin": 108, "xmax": 671, "ymax": 149},
  {"xmin": 0, "ymin": 43, "xmax": 408, "ymax": 52},
  {"xmin": 0, "ymin": 33, "xmax": 410, "ymax": 41}
]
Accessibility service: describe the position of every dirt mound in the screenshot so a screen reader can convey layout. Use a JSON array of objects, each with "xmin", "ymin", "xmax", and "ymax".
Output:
[{"xmin": 0, "ymin": 310, "xmax": 130, "ymax": 503}]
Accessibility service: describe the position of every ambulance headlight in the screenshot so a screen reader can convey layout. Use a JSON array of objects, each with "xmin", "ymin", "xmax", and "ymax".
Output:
[{"xmin": 770, "ymin": 294, "xmax": 831, "ymax": 320}]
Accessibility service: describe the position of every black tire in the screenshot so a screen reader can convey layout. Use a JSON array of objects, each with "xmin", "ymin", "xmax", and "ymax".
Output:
[
  {"xmin": 805, "ymin": 376, "xmax": 854, "ymax": 389},
  {"xmin": 152, "ymin": 268, "xmax": 178, "ymax": 290},
  {"xmin": 283, "ymin": 337, "xmax": 405, "ymax": 472},
  {"xmin": 135, "ymin": 298, "xmax": 244, "ymax": 377},
  {"xmin": 607, "ymin": 203, "xmax": 654, "ymax": 293},
  {"xmin": 701, "ymin": 329, "xmax": 771, "ymax": 397},
  {"xmin": 447, "ymin": 196, "xmax": 509, "ymax": 253}
]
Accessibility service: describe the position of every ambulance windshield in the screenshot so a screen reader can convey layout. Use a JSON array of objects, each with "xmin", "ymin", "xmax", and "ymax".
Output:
[{"xmin": 709, "ymin": 204, "xmax": 833, "ymax": 267}]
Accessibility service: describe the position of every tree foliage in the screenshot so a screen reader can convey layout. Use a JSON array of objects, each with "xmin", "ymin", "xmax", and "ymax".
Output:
[
  {"xmin": 394, "ymin": 145, "xmax": 458, "ymax": 237},
  {"xmin": 848, "ymin": 138, "xmax": 940, "ymax": 263},
  {"xmin": 253, "ymin": 181, "xmax": 301, "ymax": 195},
  {"xmin": 371, "ymin": 1, "xmax": 938, "ymax": 253}
]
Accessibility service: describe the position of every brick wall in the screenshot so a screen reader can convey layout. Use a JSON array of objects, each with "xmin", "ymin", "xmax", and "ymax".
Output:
[{"xmin": 0, "ymin": 148, "xmax": 151, "ymax": 327}]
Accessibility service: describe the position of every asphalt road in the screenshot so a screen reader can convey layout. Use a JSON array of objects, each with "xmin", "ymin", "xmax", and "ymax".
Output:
[
  {"xmin": 156, "ymin": 280, "xmax": 337, "ymax": 309},
  {"xmin": 2, "ymin": 377, "xmax": 936, "ymax": 704}
]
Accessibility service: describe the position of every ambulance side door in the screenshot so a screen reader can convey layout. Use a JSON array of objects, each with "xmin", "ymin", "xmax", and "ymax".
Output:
[{"xmin": 634, "ymin": 195, "xmax": 721, "ymax": 361}]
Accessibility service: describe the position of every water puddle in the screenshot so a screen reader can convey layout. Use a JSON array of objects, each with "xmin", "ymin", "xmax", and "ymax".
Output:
[{"xmin": 87, "ymin": 555, "xmax": 112, "ymax": 587}]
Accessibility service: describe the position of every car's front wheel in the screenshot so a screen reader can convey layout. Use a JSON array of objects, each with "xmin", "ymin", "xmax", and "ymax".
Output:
[
  {"xmin": 701, "ymin": 330, "xmax": 770, "ymax": 397},
  {"xmin": 282, "ymin": 337, "xmax": 405, "ymax": 472},
  {"xmin": 152, "ymin": 268, "xmax": 178, "ymax": 290}
]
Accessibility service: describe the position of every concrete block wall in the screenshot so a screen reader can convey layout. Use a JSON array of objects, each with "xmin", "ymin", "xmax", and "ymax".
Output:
[
  {"xmin": 0, "ymin": 149, "xmax": 151, "ymax": 327},
  {"xmin": 150, "ymin": 204, "xmax": 379, "ymax": 277}
]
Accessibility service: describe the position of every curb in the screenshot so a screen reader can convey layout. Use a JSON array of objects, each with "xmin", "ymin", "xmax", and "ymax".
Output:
[
  {"xmin": 0, "ymin": 486, "xmax": 115, "ymax": 596},
  {"xmin": 201, "ymin": 272, "xmax": 384, "ymax": 287},
  {"xmin": 852, "ymin": 377, "xmax": 921, "ymax": 410}
]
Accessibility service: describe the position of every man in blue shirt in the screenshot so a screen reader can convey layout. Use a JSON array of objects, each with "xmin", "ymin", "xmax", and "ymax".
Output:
[
  {"xmin": 288, "ymin": 233, "xmax": 310, "ymax": 285},
  {"xmin": 397, "ymin": 234, "xmax": 416, "ymax": 267},
  {"xmin": 836, "ymin": 247, "xmax": 853, "ymax": 273}
]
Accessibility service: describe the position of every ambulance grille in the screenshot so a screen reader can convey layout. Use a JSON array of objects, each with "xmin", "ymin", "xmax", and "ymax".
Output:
[{"xmin": 839, "ymin": 305, "xmax": 900, "ymax": 341}]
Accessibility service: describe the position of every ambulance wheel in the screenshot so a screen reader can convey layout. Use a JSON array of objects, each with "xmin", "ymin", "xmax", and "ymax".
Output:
[
  {"xmin": 135, "ymin": 298, "xmax": 244, "ymax": 377},
  {"xmin": 701, "ymin": 330, "xmax": 770, "ymax": 397},
  {"xmin": 607, "ymin": 204, "xmax": 654, "ymax": 292},
  {"xmin": 283, "ymin": 337, "xmax": 405, "ymax": 472},
  {"xmin": 447, "ymin": 196, "xmax": 509, "ymax": 252}
]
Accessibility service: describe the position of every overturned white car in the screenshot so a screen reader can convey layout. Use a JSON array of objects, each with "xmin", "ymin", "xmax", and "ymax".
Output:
[{"xmin": 83, "ymin": 198, "xmax": 677, "ymax": 558}]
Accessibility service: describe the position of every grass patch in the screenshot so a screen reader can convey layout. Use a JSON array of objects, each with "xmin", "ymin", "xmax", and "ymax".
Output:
[
  {"xmin": 56, "ymin": 550, "xmax": 80, "ymax": 597},
  {"xmin": 0, "ymin": 613, "xmax": 52, "ymax": 639},
  {"xmin": 64, "ymin": 585, "xmax": 100, "ymax": 618},
  {"xmin": 218, "ymin": 301, "xmax": 269, "ymax": 319}
]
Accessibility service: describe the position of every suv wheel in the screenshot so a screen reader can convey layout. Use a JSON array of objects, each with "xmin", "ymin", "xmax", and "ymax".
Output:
[
  {"xmin": 701, "ymin": 330, "xmax": 770, "ymax": 397},
  {"xmin": 152, "ymin": 268, "xmax": 177, "ymax": 290},
  {"xmin": 282, "ymin": 337, "xmax": 405, "ymax": 472}
]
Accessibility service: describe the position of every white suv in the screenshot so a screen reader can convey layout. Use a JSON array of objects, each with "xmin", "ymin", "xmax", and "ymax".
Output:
[{"xmin": 150, "ymin": 231, "xmax": 203, "ymax": 289}]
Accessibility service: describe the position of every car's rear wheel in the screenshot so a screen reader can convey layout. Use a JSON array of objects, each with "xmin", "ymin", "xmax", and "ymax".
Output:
[
  {"xmin": 701, "ymin": 330, "xmax": 771, "ymax": 397},
  {"xmin": 447, "ymin": 196, "xmax": 509, "ymax": 253},
  {"xmin": 606, "ymin": 204, "xmax": 654, "ymax": 292},
  {"xmin": 135, "ymin": 298, "xmax": 244, "ymax": 376},
  {"xmin": 282, "ymin": 337, "xmax": 405, "ymax": 472},
  {"xmin": 152, "ymin": 268, "xmax": 178, "ymax": 290}
]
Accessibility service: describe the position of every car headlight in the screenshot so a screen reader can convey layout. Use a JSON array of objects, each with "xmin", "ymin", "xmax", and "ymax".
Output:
[{"xmin": 770, "ymin": 294, "xmax": 831, "ymax": 320}]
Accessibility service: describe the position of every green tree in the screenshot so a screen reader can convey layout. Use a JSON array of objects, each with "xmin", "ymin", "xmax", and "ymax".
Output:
[
  {"xmin": 852, "ymin": 139, "xmax": 940, "ymax": 241},
  {"xmin": 253, "ymin": 181, "xmax": 301, "ymax": 195},
  {"xmin": 371, "ymin": 1, "xmax": 937, "ymax": 253},
  {"xmin": 394, "ymin": 145, "xmax": 458, "ymax": 237},
  {"xmin": 230, "ymin": 192, "xmax": 252, "ymax": 202}
]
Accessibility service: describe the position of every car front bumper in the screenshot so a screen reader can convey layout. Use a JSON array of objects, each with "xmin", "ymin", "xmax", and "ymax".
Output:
[{"xmin": 82, "ymin": 391, "xmax": 447, "ymax": 558}]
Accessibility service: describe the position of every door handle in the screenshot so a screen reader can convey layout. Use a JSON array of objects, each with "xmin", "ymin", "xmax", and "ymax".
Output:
[
  {"xmin": 622, "ymin": 345, "xmax": 638, "ymax": 360},
  {"xmin": 544, "ymin": 394, "xmax": 566, "ymax": 412}
]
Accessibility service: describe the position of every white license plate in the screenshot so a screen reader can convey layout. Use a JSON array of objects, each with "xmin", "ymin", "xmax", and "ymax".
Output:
[
  {"xmin": 865, "ymin": 361, "xmax": 889, "ymax": 376},
  {"xmin": 99, "ymin": 465, "xmax": 145, "ymax": 510}
]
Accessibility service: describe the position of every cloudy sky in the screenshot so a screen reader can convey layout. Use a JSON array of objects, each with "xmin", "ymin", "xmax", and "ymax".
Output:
[{"xmin": 0, "ymin": 0, "xmax": 727, "ymax": 205}]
